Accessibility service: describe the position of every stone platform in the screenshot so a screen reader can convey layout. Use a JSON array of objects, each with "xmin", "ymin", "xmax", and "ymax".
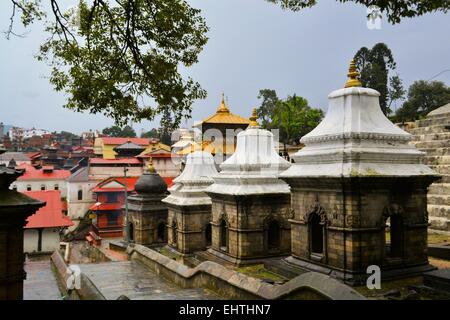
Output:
[
  {"xmin": 24, "ymin": 255, "xmax": 62, "ymax": 300},
  {"xmin": 79, "ymin": 260, "xmax": 219, "ymax": 300}
]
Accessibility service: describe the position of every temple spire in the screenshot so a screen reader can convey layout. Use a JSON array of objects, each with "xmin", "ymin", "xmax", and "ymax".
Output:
[
  {"xmin": 217, "ymin": 92, "xmax": 230, "ymax": 113},
  {"xmin": 148, "ymin": 157, "xmax": 156, "ymax": 173},
  {"xmin": 249, "ymin": 108, "xmax": 259, "ymax": 127},
  {"xmin": 344, "ymin": 59, "xmax": 362, "ymax": 88}
]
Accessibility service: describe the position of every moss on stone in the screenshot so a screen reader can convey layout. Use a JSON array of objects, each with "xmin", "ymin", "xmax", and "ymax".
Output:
[{"xmin": 237, "ymin": 264, "xmax": 286, "ymax": 282}]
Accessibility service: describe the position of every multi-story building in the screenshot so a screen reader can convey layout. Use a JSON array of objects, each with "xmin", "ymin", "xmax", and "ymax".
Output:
[{"xmin": 11, "ymin": 163, "xmax": 70, "ymax": 198}]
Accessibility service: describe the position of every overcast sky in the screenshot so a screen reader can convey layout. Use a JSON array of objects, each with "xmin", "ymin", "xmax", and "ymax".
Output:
[{"xmin": 0, "ymin": 0, "xmax": 449, "ymax": 135}]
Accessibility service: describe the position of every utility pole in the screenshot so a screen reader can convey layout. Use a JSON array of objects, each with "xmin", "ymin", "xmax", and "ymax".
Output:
[{"xmin": 123, "ymin": 165, "xmax": 130, "ymax": 243}]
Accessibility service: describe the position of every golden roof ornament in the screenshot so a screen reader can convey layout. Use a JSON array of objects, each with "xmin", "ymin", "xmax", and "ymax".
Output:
[
  {"xmin": 249, "ymin": 108, "xmax": 259, "ymax": 127},
  {"xmin": 148, "ymin": 157, "xmax": 156, "ymax": 173},
  {"xmin": 217, "ymin": 92, "xmax": 230, "ymax": 113},
  {"xmin": 344, "ymin": 59, "xmax": 362, "ymax": 88}
]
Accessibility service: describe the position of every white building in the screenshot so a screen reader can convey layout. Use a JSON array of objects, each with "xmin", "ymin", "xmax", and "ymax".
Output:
[
  {"xmin": 23, "ymin": 190, "xmax": 73, "ymax": 253},
  {"xmin": 67, "ymin": 166, "xmax": 96, "ymax": 230},
  {"xmin": 11, "ymin": 164, "xmax": 70, "ymax": 198}
]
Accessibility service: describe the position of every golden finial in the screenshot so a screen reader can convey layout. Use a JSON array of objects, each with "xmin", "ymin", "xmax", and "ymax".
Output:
[
  {"xmin": 217, "ymin": 92, "xmax": 229, "ymax": 113},
  {"xmin": 344, "ymin": 59, "xmax": 362, "ymax": 88},
  {"xmin": 249, "ymin": 108, "xmax": 259, "ymax": 127},
  {"xmin": 148, "ymin": 157, "xmax": 156, "ymax": 173}
]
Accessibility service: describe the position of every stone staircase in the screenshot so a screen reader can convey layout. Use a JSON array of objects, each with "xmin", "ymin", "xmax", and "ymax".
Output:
[{"xmin": 408, "ymin": 103, "xmax": 450, "ymax": 233}]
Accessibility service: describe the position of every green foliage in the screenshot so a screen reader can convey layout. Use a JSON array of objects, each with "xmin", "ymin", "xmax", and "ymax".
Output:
[
  {"xmin": 102, "ymin": 125, "xmax": 136, "ymax": 137},
  {"xmin": 256, "ymin": 89, "xmax": 280, "ymax": 129},
  {"xmin": 354, "ymin": 43, "xmax": 404, "ymax": 116},
  {"xmin": 265, "ymin": 0, "xmax": 450, "ymax": 23},
  {"xmin": 141, "ymin": 128, "xmax": 159, "ymax": 139},
  {"xmin": 256, "ymin": 91, "xmax": 324, "ymax": 148},
  {"xmin": 141, "ymin": 127, "xmax": 172, "ymax": 145},
  {"xmin": 394, "ymin": 81, "xmax": 450, "ymax": 122},
  {"xmin": 10, "ymin": 0, "xmax": 208, "ymax": 129}
]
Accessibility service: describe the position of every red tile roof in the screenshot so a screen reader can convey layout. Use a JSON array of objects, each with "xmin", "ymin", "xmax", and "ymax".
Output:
[
  {"xmin": 163, "ymin": 177, "xmax": 175, "ymax": 188},
  {"xmin": 102, "ymin": 137, "xmax": 149, "ymax": 146},
  {"xmin": 89, "ymin": 158, "xmax": 142, "ymax": 165},
  {"xmin": 89, "ymin": 202, "xmax": 123, "ymax": 211},
  {"xmin": 25, "ymin": 152, "xmax": 42, "ymax": 160},
  {"xmin": 23, "ymin": 191, "xmax": 73, "ymax": 229},
  {"xmin": 139, "ymin": 152, "xmax": 179, "ymax": 158},
  {"xmin": 92, "ymin": 176, "xmax": 140, "ymax": 193},
  {"xmin": 16, "ymin": 163, "xmax": 71, "ymax": 180}
]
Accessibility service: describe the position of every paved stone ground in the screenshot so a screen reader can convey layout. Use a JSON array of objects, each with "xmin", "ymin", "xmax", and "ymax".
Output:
[
  {"xmin": 80, "ymin": 260, "xmax": 220, "ymax": 300},
  {"xmin": 24, "ymin": 255, "xmax": 62, "ymax": 300}
]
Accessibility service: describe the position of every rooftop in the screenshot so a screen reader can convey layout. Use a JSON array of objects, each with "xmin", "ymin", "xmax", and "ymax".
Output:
[
  {"xmin": 101, "ymin": 137, "xmax": 150, "ymax": 146},
  {"xmin": 16, "ymin": 163, "xmax": 71, "ymax": 180},
  {"xmin": 89, "ymin": 158, "xmax": 142, "ymax": 165},
  {"xmin": 194, "ymin": 94, "xmax": 251, "ymax": 127},
  {"xmin": 23, "ymin": 190, "xmax": 73, "ymax": 229},
  {"xmin": 0, "ymin": 152, "xmax": 31, "ymax": 162}
]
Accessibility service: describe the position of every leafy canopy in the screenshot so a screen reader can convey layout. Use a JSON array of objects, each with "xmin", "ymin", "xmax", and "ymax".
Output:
[
  {"xmin": 8, "ymin": 0, "xmax": 209, "ymax": 129},
  {"xmin": 102, "ymin": 125, "xmax": 136, "ymax": 137},
  {"xmin": 256, "ymin": 90, "xmax": 324, "ymax": 147},
  {"xmin": 354, "ymin": 43, "xmax": 405, "ymax": 116},
  {"xmin": 394, "ymin": 81, "xmax": 450, "ymax": 122},
  {"xmin": 265, "ymin": 0, "xmax": 450, "ymax": 23}
]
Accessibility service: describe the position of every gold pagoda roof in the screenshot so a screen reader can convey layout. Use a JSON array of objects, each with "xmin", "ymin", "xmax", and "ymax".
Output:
[
  {"xmin": 194, "ymin": 94, "xmax": 251, "ymax": 127},
  {"xmin": 176, "ymin": 140, "xmax": 237, "ymax": 156}
]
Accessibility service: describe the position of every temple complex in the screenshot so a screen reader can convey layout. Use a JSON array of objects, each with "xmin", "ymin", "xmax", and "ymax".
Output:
[
  {"xmin": 205, "ymin": 109, "xmax": 292, "ymax": 265},
  {"xmin": 179, "ymin": 94, "xmax": 250, "ymax": 163},
  {"xmin": 126, "ymin": 161, "xmax": 169, "ymax": 245},
  {"xmin": 280, "ymin": 61, "xmax": 440, "ymax": 285},
  {"xmin": 163, "ymin": 151, "xmax": 218, "ymax": 254}
]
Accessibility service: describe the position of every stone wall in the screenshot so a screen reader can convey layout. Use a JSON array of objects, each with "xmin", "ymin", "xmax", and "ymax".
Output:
[
  {"xmin": 167, "ymin": 204, "xmax": 212, "ymax": 254},
  {"xmin": 209, "ymin": 193, "xmax": 291, "ymax": 265},
  {"xmin": 50, "ymin": 251, "xmax": 106, "ymax": 300},
  {"xmin": 128, "ymin": 244, "xmax": 365, "ymax": 300},
  {"xmin": 407, "ymin": 104, "xmax": 450, "ymax": 233},
  {"xmin": 286, "ymin": 177, "xmax": 433, "ymax": 284}
]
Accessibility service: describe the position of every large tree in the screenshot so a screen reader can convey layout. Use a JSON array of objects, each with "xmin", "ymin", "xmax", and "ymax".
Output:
[
  {"xmin": 265, "ymin": 1, "xmax": 450, "ymax": 23},
  {"xmin": 353, "ymin": 43, "xmax": 405, "ymax": 116},
  {"xmin": 102, "ymin": 125, "xmax": 136, "ymax": 137},
  {"xmin": 256, "ymin": 91, "xmax": 324, "ymax": 151},
  {"xmin": 394, "ymin": 80, "xmax": 450, "ymax": 122},
  {"xmin": 256, "ymin": 89, "xmax": 280, "ymax": 129},
  {"xmin": 6, "ymin": 0, "xmax": 208, "ymax": 129}
]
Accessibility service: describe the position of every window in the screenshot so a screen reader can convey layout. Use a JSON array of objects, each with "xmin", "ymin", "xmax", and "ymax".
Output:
[
  {"xmin": 385, "ymin": 215, "xmax": 403, "ymax": 258},
  {"xmin": 54, "ymin": 184, "xmax": 59, "ymax": 191},
  {"xmin": 157, "ymin": 222, "xmax": 166, "ymax": 242},
  {"xmin": 309, "ymin": 212, "xmax": 324, "ymax": 255},
  {"xmin": 129, "ymin": 223, "xmax": 134, "ymax": 241},
  {"xmin": 41, "ymin": 185, "xmax": 46, "ymax": 191},
  {"xmin": 106, "ymin": 193, "xmax": 118, "ymax": 203},
  {"xmin": 220, "ymin": 219, "xmax": 227, "ymax": 251},
  {"xmin": 77, "ymin": 189, "xmax": 83, "ymax": 201},
  {"xmin": 267, "ymin": 220, "xmax": 280, "ymax": 250},
  {"xmin": 107, "ymin": 211, "xmax": 120, "ymax": 226},
  {"xmin": 205, "ymin": 223, "xmax": 212, "ymax": 247},
  {"xmin": 12, "ymin": 185, "xmax": 17, "ymax": 191},
  {"xmin": 27, "ymin": 185, "xmax": 32, "ymax": 191}
]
